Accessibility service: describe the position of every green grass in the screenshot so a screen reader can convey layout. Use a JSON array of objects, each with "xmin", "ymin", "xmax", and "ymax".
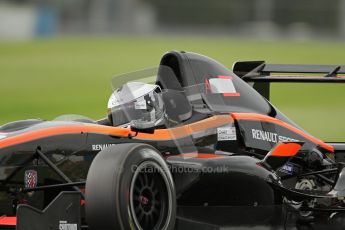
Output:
[{"xmin": 0, "ymin": 36, "xmax": 344, "ymax": 141}]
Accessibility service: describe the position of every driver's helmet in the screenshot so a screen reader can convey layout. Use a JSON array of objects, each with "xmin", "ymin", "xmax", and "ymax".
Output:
[{"xmin": 108, "ymin": 82, "xmax": 165, "ymax": 129}]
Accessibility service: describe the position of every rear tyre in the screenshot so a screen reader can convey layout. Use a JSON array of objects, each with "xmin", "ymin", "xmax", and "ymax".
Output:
[{"xmin": 85, "ymin": 143, "xmax": 176, "ymax": 230}]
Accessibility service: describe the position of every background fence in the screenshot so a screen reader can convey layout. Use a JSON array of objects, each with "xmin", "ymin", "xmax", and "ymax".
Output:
[{"xmin": 1, "ymin": 0, "xmax": 345, "ymax": 39}]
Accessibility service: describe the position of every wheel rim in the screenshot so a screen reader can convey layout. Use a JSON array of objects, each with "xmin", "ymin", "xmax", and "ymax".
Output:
[{"xmin": 130, "ymin": 160, "xmax": 172, "ymax": 230}]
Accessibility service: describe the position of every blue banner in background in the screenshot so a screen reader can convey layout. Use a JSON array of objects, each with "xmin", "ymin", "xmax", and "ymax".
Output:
[{"xmin": 35, "ymin": 7, "xmax": 57, "ymax": 37}]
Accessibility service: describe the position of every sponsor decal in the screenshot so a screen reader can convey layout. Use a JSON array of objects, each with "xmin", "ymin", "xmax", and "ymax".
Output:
[
  {"xmin": 92, "ymin": 144, "xmax": 116, "ymax": 151},
  {"xmin": 134, "ymin": 98, "xmax": 147, "ymax": 109},
  {"xmin": 217, "ymin": 125, "xmax": 237, "ymax": 141},
  {"xmin": 279, "ymin": 163, "xmax": 294, "ymax": 175},
  {"xmin": 59, "ymin": 221, "xmax": 78, "ymax": 230},
  {"xmin": 208, "ymin": 76, "xmax": 240, "ymax": 97},
  {"xmin": 251, "ymin": 129, "xmax": 299, "ymax": 143},
  {"xmin": 24, "ymin": 170, "xmax": 38, "ymax": 189}
]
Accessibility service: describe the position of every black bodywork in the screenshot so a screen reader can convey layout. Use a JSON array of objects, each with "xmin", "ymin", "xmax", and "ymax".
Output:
[{"xmin": 0, "ymin": 51, "xmax": 345, "ymax": 229}]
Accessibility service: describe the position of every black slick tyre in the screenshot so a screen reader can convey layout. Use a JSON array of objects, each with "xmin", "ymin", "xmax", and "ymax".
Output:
[{"xmin": 85, "ymin": 143, "xmax": 176, "ymax": 230}]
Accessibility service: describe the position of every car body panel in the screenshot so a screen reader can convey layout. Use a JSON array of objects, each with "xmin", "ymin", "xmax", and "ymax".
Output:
[{"xmin": 0, "ymin": 51, "xmax": 344, "ymax": 229}]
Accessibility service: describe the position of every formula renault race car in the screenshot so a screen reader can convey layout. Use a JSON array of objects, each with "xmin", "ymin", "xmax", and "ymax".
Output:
[{"xmin": 0, "ymin": 51, "xmax": 345, "ymax": 230}]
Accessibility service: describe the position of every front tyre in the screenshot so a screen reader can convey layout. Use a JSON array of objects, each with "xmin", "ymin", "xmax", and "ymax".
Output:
[{"xmin": 85, "ymin": 143, "xmax": 176, "ymax": 230}]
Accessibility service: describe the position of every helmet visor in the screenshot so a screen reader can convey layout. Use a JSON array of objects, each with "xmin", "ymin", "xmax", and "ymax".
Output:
[{"xmin": 111, "ymin": 82, "xmax": 164, "ymax": 129}]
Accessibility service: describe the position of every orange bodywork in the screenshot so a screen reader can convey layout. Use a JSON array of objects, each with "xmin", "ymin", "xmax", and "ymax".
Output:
[
  {"xmin": 270, "ymin": 142, "xmax": 303, "ymax": 157},
  {"xmin": 0, "ymin": 216, "xmax": 16, "ymax": 226},
  {"xmin": 232, "ymin": 113, "xmax": 334, "ymax": 152},
  {"xmin": 0, "ymin": 115, "xmax": 234, "ymax": 149},
  {"xmin": 0, "ymin": 112, "xmax": 333, "ymax": 154},
  {"xmin": 0, "ymin": 125, "xmax": 131, "ymax": 149}
]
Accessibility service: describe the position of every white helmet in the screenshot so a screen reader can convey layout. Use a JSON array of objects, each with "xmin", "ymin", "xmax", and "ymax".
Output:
[{"xmin": 108, "ymin": 82, "xmax": 165, "ymax": 129}]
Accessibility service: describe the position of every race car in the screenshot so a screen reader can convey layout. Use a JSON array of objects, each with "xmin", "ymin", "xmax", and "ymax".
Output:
[{"xmin": 0, "ymin": 51, "xmax": 345, "ymax": 230}]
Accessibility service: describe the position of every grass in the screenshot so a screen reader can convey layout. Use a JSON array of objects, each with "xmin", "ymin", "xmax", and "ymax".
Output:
[{"xmin": 0, "ymin": 36, "xmax": 344, "ymax": 141}]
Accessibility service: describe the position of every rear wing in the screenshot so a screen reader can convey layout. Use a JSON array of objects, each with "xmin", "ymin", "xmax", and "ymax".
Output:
[{"xmin": 232, "ymin": 61, "xmax": 345, "ymax": 100}]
